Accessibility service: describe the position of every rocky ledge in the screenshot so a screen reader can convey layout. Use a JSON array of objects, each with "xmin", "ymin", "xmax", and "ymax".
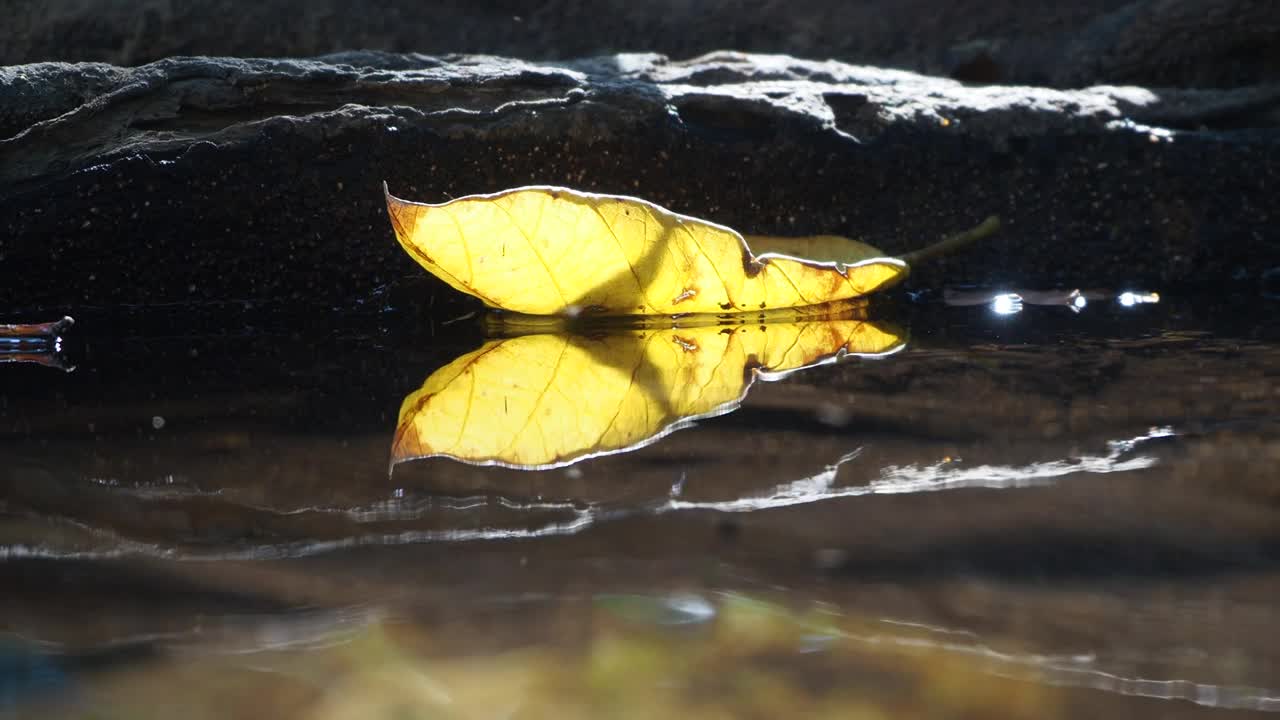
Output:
[{"xmin": 2, "ymin": 51, "xmax": 1279, "ymax": 312}]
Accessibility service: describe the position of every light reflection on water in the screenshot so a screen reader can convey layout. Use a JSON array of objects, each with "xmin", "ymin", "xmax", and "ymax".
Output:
[
  {"xmin": 943, "ymin": 287, "xmax": 1160, "ymax": 316},
  {"xmin": 0, "ymin": 422, "xmax": 1174, "ymax": 561},
  {"xmin": 2, "ymin": 292, "xmax": 1279, "ymax": 718},
  {"xmin": 667, "ymin": 425, "xmax": 1171, "ymax": 514}
]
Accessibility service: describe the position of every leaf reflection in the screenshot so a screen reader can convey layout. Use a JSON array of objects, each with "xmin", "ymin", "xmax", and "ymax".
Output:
[{"xmin": 391, "ymin": 314, "xmax": 905, "ymax": 470}]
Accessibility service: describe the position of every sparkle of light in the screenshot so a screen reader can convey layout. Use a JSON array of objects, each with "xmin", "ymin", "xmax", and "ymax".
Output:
[
  {"xmin": 991, "ymin": 293, "xmax": 1023, "ymax": 315},
  {"xmin": 1118, "ymin": 291, "xmax": 1160, "ymax": 307}
]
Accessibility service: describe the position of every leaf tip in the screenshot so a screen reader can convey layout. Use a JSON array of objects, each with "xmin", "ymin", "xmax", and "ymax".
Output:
[
  {"xmin": 383, "ymin": 182, "xmax": 416, "ymax": 243},
  {"xmin": 389, "ymin": 417, "xmax": 424, "ymax": 465}
]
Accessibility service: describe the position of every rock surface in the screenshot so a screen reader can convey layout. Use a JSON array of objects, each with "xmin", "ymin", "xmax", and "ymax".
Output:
[
  {"xmin": 2, "ymin": 51, "xmax": 1279, "ymax": 311},
  {"xmin": 5, "ymin": 0, "xmax": 1280, "ymax": 89}
]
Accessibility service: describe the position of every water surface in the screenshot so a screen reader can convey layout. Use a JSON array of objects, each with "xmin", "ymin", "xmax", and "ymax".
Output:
[{"xmin": 1, "ymin": 292, "xmax": 1278, "ymax": 718}]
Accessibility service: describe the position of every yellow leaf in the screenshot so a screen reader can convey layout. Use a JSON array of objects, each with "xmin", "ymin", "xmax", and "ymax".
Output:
[
  {"xmin": 742, "ymin": 234, "xmax": 885, "ymax": 266},
  {"xmin": 391, "ymin": 316, "xmax": 905, "ymax": 469},
  {"xmin": 385, "ymin": 185, "xmax": 907, "ymax": 316}
]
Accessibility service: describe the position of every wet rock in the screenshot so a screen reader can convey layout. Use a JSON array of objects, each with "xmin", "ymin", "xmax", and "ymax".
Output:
[
  {"xmin": 2, "ymin": 51, "xmax": 1279, "ymax": 310},
  {"xmin": 5, "ymin": 0, "xmax": 1280, "ymax": 89}
]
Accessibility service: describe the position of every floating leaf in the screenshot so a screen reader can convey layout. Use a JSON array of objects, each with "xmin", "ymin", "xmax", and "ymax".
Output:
[
  {"xmin": 391, "ymin": 316, "xmax": 905, "ymax": 469},
  {"xmin": 741, "ymin": 234, "xmax": 885, "ymax": 266},
  {"xmin": 384, "ymin": 185, "xmax": 908, "ymax": 316}
]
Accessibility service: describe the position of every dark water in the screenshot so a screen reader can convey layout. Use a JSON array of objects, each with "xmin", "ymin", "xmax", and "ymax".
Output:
[{"xmin": 1, "ymin": 291, "xmax": 1278, "ymax": 719}]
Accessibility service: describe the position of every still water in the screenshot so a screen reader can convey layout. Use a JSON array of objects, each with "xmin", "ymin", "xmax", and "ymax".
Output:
[{"xmin": 1, "ymin": 290, "xmax": 1278, "ymax": 718}]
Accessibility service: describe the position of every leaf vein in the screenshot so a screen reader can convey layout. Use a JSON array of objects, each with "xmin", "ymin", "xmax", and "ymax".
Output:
[
  {"xmin": 444, "ymin": 206, "xmax": 476, "ymax": 286},
  {"xmin": 770, "ymin": 262, "xmax": 812, "ymax": 306},
  {"xmin": 681, "ymin": 224, "xmax": 736, "ymax": 309},
  {"xmin": 456, "ymin": 363, "xmax": 477, "ymax": 451},
  {"xmin": 396, "ymin": 225, "xmax": 504, "ymax": 307},
  {"xmin": 494, "ymin": 338, "xmax": 571, "ymax": 459},
  {"xmin": 492, "ymin": 195, "xmax": 570, "ymax": 308},
  {"xmin": 586, "ymin": 203, "xmax": 659, "ymax": 313}
]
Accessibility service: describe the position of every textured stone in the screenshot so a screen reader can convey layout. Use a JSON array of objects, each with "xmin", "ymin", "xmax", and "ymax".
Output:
[
  {"xmin": 2, "ymin": 51, "xmax": 1279, "ymax": 311},
  {"xmin": 5, "ymin": 0, "xmax": 1279, "ymax": 89}
]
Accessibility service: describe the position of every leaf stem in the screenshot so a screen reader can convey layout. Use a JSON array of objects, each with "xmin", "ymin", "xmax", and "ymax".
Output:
[{"xmin": 899, "ymin": 215, "xmax": 1001, "ymax": 267}]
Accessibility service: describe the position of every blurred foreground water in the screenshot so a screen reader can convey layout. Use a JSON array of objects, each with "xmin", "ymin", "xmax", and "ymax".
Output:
[{"xmin": 1, "ymin": 290, "xmax": 1277, "ymax": 718}]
